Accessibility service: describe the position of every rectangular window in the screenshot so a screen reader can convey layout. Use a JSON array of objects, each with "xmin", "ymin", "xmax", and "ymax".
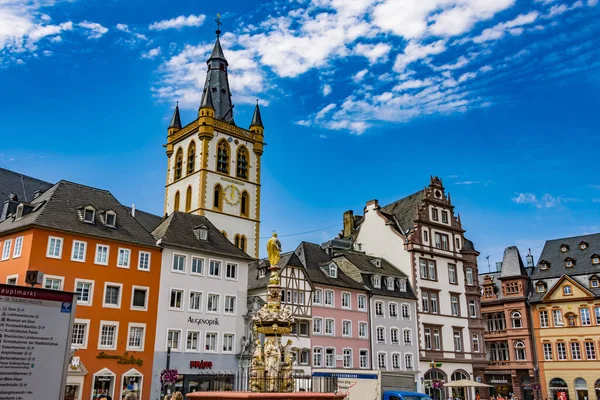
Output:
[
  {"xmin": 341, "ymin": 292, "xmax": 351, "ymax": 309},
  {"xmin": 226, "ymin": 263, "xmax": 238, "ymax": 279},
  {"xmin": 431, "ymin": 293, "xmax": 438, "ymax": 314},
  {"xmin": 71, "ymin": 240, "xmax": 86, "ymax": 262},
  {"xmin": 300, "ymin": 349, "xmax": 309, "ymax": 365},
  {"xmin": 343, "ymin": 349, "xmax": 352, "ymax": 368},
  {"xmin": 376, "ymin": 327, "xmax": 385, "ymax": 343},
  {"xmin": 131, "ymin": 287, "xmax": 147, "ymax": 310},
  {"xmin": 432, "ymin": 208, "xmax": 438, "ymax": 220},
  {"xmin": 378, "ymin": 353, "xmax": 386, "ymax": 369},
  {"xmin": 442, "ymin": 211, "xmax": 448, "ymax": 223},
  {"xmin": 424, "ymin": 328, "xmax": 432, "ymax": 350},
  {"xmin": 117, "ymin": 248, "xmax": 131, "ymax": 268},
  {"xmin": 209, "ymin": 260, "xmax": 221, "ymax": 277},
  {"xmin": 469, "ymin": 300, "xmax": 477, "ymax": 318},
  {"xmin": 404, "ymin": 354, "xmax": 413, "ymax": 371},
  {"xmin": 325, "ymin": 319, "xmax": 334, "ymax": 335},
  {"xmin": 359, "ymin": 322, "xmax": 368, "ymax": 338},
  {"xmin": 169, "ymin": 289, "xmax": 184, "ymax": 310},
  {"xmin": 189, "ymin": 291, "xmax": 202, "ymax": 311},
  {"xmin": 313, "ymin": 347, "xmax": 322, "ymax": 367},
  {"xmin": 580, "ymin": 308, "xmax": 591, "ymax": 326},
  {"xmin": 300, "ymin": 322, "xmax": 309, "ymax": 336},
  {"xmin": 313, "ymin": 289, "xmax": 322, "ymax": 305},
  {"xmin": 428, "ymin": 260, "xmax": 436, "ymax": 280},
  {"xmin": 402, "ymin": 304, "xmax": 410, "ymax": 319},
  {"xmin": 12, "ymin": 237, "xmax": 23, "ymax": 258},
  {"xmin": 47, "ymin": 237, "xmax": 62, "ymax": 258},
  {"xmin": 421, "ymin": 292, "xmax": 429, "ymax": 313},
  {"xmin": 359, "ymin": 350, "xmax": 368, "ymax": 369},
  {"xmin": 205, "ymin": 332, "xmax": 217, "ymax": 351},
  {"xmin": 191, "ymin": 257, "xmax": 204, "ymax": 275},
  {"xmin": 466, "ymin": 267, "xmax": 474, "ymax": 285},
  {"xmin": 434, "ymin": 233, "xmax": 449, "ymax": 250},
  {"xmin": 392, "ymin": 353, "xmax": 400, "ymax": 370},
  {"xmin": 543, "ymin": 343, "xmax": 553, "ymax": 360},
  {"xmin": 325, "ymin": 348, "xmax": 335, "ymax": 367},
  {"xmin": 451, "ymin": 295, "xmax": 459, "ymax": 316},
  {"xmin": 433, "ymin": 329, "xmax": 441, "ymax": 350},
  {"xmin": 6, "ymin": 276, "xmax": 17, "ymax": 285},
  {"xmin": 313, "ymin": 318, "xmax": 322, "ymax": 335},
  {"xmin": 375, "ymin": 301, "xmax": 384, "ymax": 317},
  {"xmin": 391, "ymin": 328, "xmax": 399, "ymax": 344},
  {"xmin": 324, "ymin": 290, "xmax": 334, "ymax": 306},
  {"xmin": 540, "ymin": 310, "xmax": 549, "ymax": 328},
  {"xmin": 187, "ymin": 331, "xmax": 200, "ymax": 351},
  {"xmin": 389, "ymin": 303, "xmax": 398, "ymax": 318},
  {"xmin": 223, "ymin": 333, "xmax": 234, "ymax": 353},
  {"xmin": 596, "ymin": 306, "xmax": 600, "ymax": 325},
  {"xmin": 127, "ymin": 325, "xmax": 144, "ymax": 350},
  {"xmin": 419, "ymin": 259, "xmax": 427, "ymax": 279},
  {"xmin": 104, "ymin": 285, "xmax": 121, "ymax": 307},
  {"xmin": 44, "ymin": 277, "xmax": 62, "ymax": 290},
  {"xmin": 95, "ymin": 244, "xmax": 109, "ymax": 265},
  {"xmin": 403, "ymin": 329, "xmax": 412, "ymax": 345},
  {"xmin": 172, "ymin": 254, "xmax": 186, "ymax": 272},
  {"xmin": 224, "ymin": 296, "xmax": 236, "ymax": 315},
  {"xmin": 138, "ymin": 251, "xmax": 151, "ymax": 270},
  {"xmin": 571, "ymin": 342, "xmax": 581, "ymax": 360},
  {"xmin": 585, "ymin": 342, "xmax": 596, "ymax": 360},
  {"xmin": 448, "ymin": 264, "xmax": 457, "ymax": 283},
  {"xmin": 472, "ymin": 335, "xmax": 480, "ymax": 352},
  {"xmin": 358, "ymin": 295, "xmax": 366, "ymax": 311},
  {"xmin": 167, "ymin": 330, "xmax": 181, "ymax": 351},
  {"xmin": 75, "ymin": 281, "xmax": 92, "ymax": 305},
  {"xmin": 99, "ymin": 323, "xmax": 118, "ymax": 349},
  {"xmin": 453, "ymin": 330, "xmax": 462, "ymax": 352},
  {"xmin": 557, "ymin": 342, "xmax": 567, "ymax": 360},
  {"xmin": 342, "ymin": 321, "xmax": 351, "ymax": 337},
  {"xmin": 72, "ymin": 322, "xmax": 87, "ymax": 347},
  {"xmin": 207, "ymin": 294, "xmax": 220, "ymax": 313},
  {"xmin": 553, "ymin": 309, "xmax": 564, "ymax": 327}
]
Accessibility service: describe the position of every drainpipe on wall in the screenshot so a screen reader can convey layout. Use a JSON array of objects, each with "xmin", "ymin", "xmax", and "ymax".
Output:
[
  {"xmin": 526, "ymin": 278, "xmax": 541, "ymax": 400},
  {"xmin": 368, "ymin": 291, "xmax": 374, "ymax": 370}
]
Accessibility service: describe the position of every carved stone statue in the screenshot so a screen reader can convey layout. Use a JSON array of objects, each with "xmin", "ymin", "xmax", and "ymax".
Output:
[
  {"xmin": 251, "ymin": 340, "xmax": 264, "ymax": 368},
  {"xmin": 264, "ymin": 337, "xmax": 281, "ymax": 391},
  {"xmin": 281, "ymin": 339, "xmax": 293, "ymax": 366},
  {"xmin": 266, "ymin": 232, "xmax": 282, "ymax": 267}
]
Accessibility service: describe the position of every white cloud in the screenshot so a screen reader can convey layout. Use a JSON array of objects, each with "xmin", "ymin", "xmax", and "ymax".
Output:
[
  {"xmin": 434, "ymin": 56, "xmax": 469, "ymax": 71},
  {"xmin": 142, "ymin": 47, "xmax": 161, "ymax": 59},
  {"xmin": 352, "ymin": 42, "xmax": 391, "ymax": 63},
  {"xmin": 473, "ymin": 12, "xmax": 539, "ymax": 43},
  {"xmin": 512, "ymin": 192, "xmax": 576, "ymax": 208},
  {"xmin": 545, "ymin": 1, "xmax": 584, "ymax": 17},
  {"xmin": 149, "ymin": 14, "xmax": 206, "ymax": 31},
  {"xmin": 512, "ymin": 193, "xmax": 538, "ymax": 204},
  {"xmin": 115, "ymin": 23, "xmax": 130, "ymax": 32},
  {"xmin": 352, "ymin": 68, "xmax": 368, "ymax": 83},
  {"xmin": 393, "ymin": 40, "xmax": 447, "ymax": 73},
  {"xmin": 393, "ymin": 78, "xmax": 433, "ymax": 91},
  {"xmin": 78, "ymin": 21, "xmax": 108, "ymax": 39},
  {"xmin": 321, "ymin": 84, "xmax": 332, "ymax": 96},
  {"xmin": 315, "ymin": 103, "xmax": 337, "ymax": 120}
]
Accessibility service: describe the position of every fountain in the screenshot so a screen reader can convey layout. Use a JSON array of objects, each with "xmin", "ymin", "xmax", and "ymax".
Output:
[{"xmin": 187, "ymin": 233, "xmax": 345, "ymax": 400}]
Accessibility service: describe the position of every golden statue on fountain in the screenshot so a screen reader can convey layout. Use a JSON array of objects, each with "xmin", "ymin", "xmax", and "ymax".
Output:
[{"xmin": 250, "ymin": 232, "xmax": 295, "ymax": 392}]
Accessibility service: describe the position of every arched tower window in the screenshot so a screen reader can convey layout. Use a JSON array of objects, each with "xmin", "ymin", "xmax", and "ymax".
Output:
[
  {"xmin": 217, "ymin": 140, "xmax": 230, "ymax": 174},
  {"xmin": 174, "ymin": 191, "xmax": 180, "ymax": 212},
  {"xmin": 185, "ymin": 186, "xmax": 192, "ymax": 212},
  {"xmin": 174, "ymin": 148, "xmax": 183, "ymax": 180},
  {"xmin": 236, "ymin": 146, "xmax": 248, "ymax": 179},
  {"xmin": 187, "ymin": 141, "xmax": 196, "ymax": 175},
  {"xmin": 241, "ymin": 191, "xmax": 249, "ymax": 217},
  {"xmin": 213, "ymin": 184, "xmax": 223, "ymax": 211},
  {"xmin": 234, "ymin": 234, "xmax": 247, "ymax": 252},
  {"xmin": 240, "ymin": 235, "xmax": 247, "ymax": 252},
  {"xmin": 234, "ymin": 234, "xmax": 240, "ymax": 248}
]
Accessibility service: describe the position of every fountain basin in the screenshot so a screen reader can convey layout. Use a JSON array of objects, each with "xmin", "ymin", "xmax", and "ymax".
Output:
[{"xmin": 186, "ymin": 392, "xmax": 347, "ymax": 400}]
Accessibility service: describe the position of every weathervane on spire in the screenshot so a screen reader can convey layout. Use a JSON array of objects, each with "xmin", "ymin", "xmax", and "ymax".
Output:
[{"xmin": 215, "ymin": 13, "xmax": 222, "ymax": 37}]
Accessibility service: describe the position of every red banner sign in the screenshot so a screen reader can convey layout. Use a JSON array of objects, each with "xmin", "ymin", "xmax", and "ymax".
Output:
[{"xmin": 190, "ymin": 360, "xmax": 213, "ymax": 369}]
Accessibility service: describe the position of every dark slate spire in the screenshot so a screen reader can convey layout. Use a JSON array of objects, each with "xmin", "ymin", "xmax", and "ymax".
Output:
[
  {"xmin": 169, "ymin": 102, "xmax": 182, "ymax": 129},
  {"xmin": 250, "ymin": 102, "xmax": 263, "ymax": 128},
  {"xmin": 202, "ymin": 19, "xmax": 234, "ymax": 124},
  {"xmin": 199, "ymin": 87, "xmax": 214, "ymax": 110}
]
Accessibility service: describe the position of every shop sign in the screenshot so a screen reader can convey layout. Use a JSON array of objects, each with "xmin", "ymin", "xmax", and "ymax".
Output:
[
  {"xmin": 489, "ymin": 376, "xmax": 510, "ymax": 384},
  {"xmin": 190, "ymin": 360, "xmax": 213, "ymax": 369},
  {"xmin": 97, "ymin": 352, "xmax": 143, "ymax": 366},
  {"xmin": 187, "ymin": 316, "xmax": 220, "ymax": 326},
  {"xmin": 550, "ymin": 378, "xmax": 568, "ymax": 388}
]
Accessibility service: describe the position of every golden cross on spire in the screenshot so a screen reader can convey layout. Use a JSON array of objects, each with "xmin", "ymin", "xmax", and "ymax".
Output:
[{"xmin": 215, "ymin": 13, "xmax": 222, "ymax": 37}]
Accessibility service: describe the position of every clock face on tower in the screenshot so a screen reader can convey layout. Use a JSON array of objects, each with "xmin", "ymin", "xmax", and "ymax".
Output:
[{"xmin": 224, "ymin": 184, "xmax": 241, "ymax": 206}]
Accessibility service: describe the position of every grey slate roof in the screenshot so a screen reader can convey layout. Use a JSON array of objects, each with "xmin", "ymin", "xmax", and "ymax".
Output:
[
  {"xmin": 247, "ymin": 252, "xmax": 304, "ymax": 291},
  {"xmin": 152, "ymin": 211, "xmax": 252, "ymax": 260},
  {"xmin": 0, "ymin": 180, "xmax": 156, "ymax": 247},
  {"xmin": 169, "ymin": 104, "xmax": 182, "ymax": 129},
  {"xmin": 335, "ymin": 252, "xmax": 417, "ymax": 300},
  {"xmin": 462, "ymin": 238, "xmax": 477, "ymax": 252},
  {"xmin": 250, "ymin": 104, "xmax": 263, "ymax": 128},
  {"xmin": 209, "ymin": 37, "xmax": 227, "ymax": 63},
  {"xmin": 380, "ymin": 190, "xmax": 424, "ymax": 233},
  {"xmin": 203, "ymin": 37, "xmax": 234, "ymax": 123},
  {"xmin": 500, "ymin": 246, "xmax": 528, "ymax": 279},
  {"xmin": 125, "ymin": 206, "xmax": 163, "ymax": 233},
  {"xmin": 0, "ymin": 167, "xmax": 53, "ymax": 203},
  {"xmin": 294, "ymin": 242, "xmax": 366, "ymax": 291},
  {"xmin": 531, "ymin": 233, "xmax": 600, "ymax": 279}
]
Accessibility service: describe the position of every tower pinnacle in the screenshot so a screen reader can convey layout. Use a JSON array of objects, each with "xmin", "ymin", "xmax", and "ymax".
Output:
[{"xmin": 168, "ymin": 102, "xmax": 182, "ymax": 130}]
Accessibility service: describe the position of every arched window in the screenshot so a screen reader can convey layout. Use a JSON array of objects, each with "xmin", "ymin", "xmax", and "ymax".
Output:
[
  {"xmin": 236, "ymin": 146, "xmax": 248, "ymax": 179},
  {"xmin": 174, "ymin": 148, "xmax": 183, "ymax": 180},
  {"xmin": 221, "ymin": 230, "xmax": 228, "ymax": 239},
  {"xmin": 185, "ymin": 186, "xmax": 192, "ymax": 212},
  {"xmin": 174, "ymin": 191, "xmax": 180, "ymax": 212},
  {"xmin": 234, "ymin": 234, "xmax": 240, "ymax": 248},
  {"xmin": 424, "ymin": 369, "xmax": 447, "ymax": 399},
  {"xmin": 240, "ymin": 235, "xmax": 247, "ymax": 252},
  {"xmin": 213, "ymin": 184, "xmax": 223, "ymax": 211},
  {"xmin": 512, "ymin": 311, "xmax": 523, "ymax": 329},
  {"xmin": 240, "ymin": 191, "xmax": 249, "ymax": 217},
  {"xmin": 187, "ymin": 141, "xmax": 196, "ymax": 175},
  {"xmin": 515, "ymin": 341, "xmax": 526, "ymax": 360},
  {"xmin": 216, "ymin": 139, "xmax": 230, "ymax": 174}
]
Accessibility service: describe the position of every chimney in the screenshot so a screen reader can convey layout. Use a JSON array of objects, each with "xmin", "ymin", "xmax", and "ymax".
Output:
[
  {"xmin": 1, "ymin": 193, "xmax": 19, "ymax": 222},
  {"xmin": 343, "ymin": 210, "xmax": 354, "ymax": 238},
  {"xmin": 131, "ymin": 204, "xmax": 136, "ymax": 217},
  {"xmin": 33, "ymin": 190, "xmax": 43, "ymax": 199},
  {"xmin": 496, "ymin": 261, "xmax": 503, "ymax": 272}
]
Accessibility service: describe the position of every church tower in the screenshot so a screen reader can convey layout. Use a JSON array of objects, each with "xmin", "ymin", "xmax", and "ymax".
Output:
[{"xmin": 163, "ymin": 23, "xmax": 264, "ymax": 258}]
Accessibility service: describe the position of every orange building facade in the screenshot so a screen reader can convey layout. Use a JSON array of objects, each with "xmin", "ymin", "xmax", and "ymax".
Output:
[{"xmin": 0, "ymin": 181, "xmax": 161, "ymax": 400}]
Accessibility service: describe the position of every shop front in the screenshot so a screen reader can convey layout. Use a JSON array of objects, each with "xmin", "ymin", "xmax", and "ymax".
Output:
[
  {"xmin": 548, "ymin": 378, "xmax": 569, "ymax": 400},
  {"xmin": 92, "ymin": 368, "xmax": 116, "ymax": 399},
  {"xmin": 65, "ymin": 356, "xmax": 87, "ymax": 400},
  {"xmin": 487, "ymin": 374, "xmax": 513, "ymax": 398}
]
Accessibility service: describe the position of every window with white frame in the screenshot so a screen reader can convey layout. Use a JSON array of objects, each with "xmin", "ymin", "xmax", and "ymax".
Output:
[
  {"xmin": 226, "ymin": 263, "xmax": 238, "ymax": 279},
  {"xmin": 392, "ymin": 353, "xmax": 401, "ymax": 370},
  {"xmin": 47, "ymin": 237, "xmax": 62, "ymax": 258},
  {"xmin": 451, "ymin": 295, "xmax": 459, "ymax": 316},
  {"xmin": 83, "ymin": 207, "xmax": 95, "ymax": 223},
  {"xmin": 511, "ymin": 311, "xmax": 523, "ymax": 328},
  {"xmin": 453, "ymin": 330, "xmax": 462, "ymax": 352},
  {"xmin": 325, "ymin": 319, "xmax": 334, "ymax": 335},
  {"xmin": 359, "ymin": 322, "xmax": 368, "ymax": 338},
  {"xmin": 515, "ymin": 341, "xmax": 526, "ymax": 360},
  {"xmin": 191, "ymin": 257, "xmax": 204, "ymax": 275},
  {"xmin": 95, "ymin": 244, "xmax": 109, "ymax": 265},
  {"xmin": 376, "ymin": 327, "xmax": 385, "ymax": 343},
  {"xmin": 324, "ymin": 290, "xmax": 334, "ymax": 306},
  {"xmin": 469, "ymin": 300, "xmax": 477, "ymax": 318},
  {"xmin": 169, "ymin": 289, "xmax": 184, "ymax": 310},
  {"xmin": 105, "ymin": 211, "xmax": 116, "ymax": 227},
  {"xmin": 127, "ymin": 324, "xmax": 145, "ymax": 350},
  {"xmin": 131, "ymin": 287, "xmax": 148, "ymax": 310},
  {"xmin": 99, "ymin": 322, "xmax": 118, "ymax": 349},
  {"xmin": 172, "ymin": 254, "xmax": 186, "ymax": 272},
  {"xmin": 313, "ymin": 318, "xmax": 323, "ymax": 335},
  {"xmin": 375, "ymin": 301, "xmax": 384, "ymax": 317},
  {"xmin": 329, "ymin": 264, "xmax": 337, "ymax": 278},
  {"xmin": 372, "ymin": 275, "xmax": 381, "ymax": 288},
  {"xmin": 580, "ymin": 308, "xmax": 591, "ymax": 326},
  {"xmin": 358, "ymin": 295, "xmax": 366, "ymax": 311},
  {"xmin": 189, "ymin": 291, "xmax": 202, "ymax": 311},
  {"xmin": 75, "ymin": 280, "xmax": 93, "ymax": 305},
  {"xmin": 399, "ymin": 279, "xmax": 407, "ymax": 292},
  {"xmin": 389, "ymin": 303, "xmax": 398, "ymax": 318},
  {"xmin": 401, "ymin": 304, "xmax": 410, "ymax": 319},
  {"xmin": 556, "ymin": 342, "xmax": 567, "ymax": 360},
  {"xmin": 209, "ymin": 260, "xmax": 221, "ymax": 277},
  {"xmin": 138, "ymin": 251, "xmax": 151, "ymax": 271},
  {"xmin": 300, "ymin": 349, "xmax": 309, "ymax": 365},
  {"xmin": 205, "ymin": 332, "xmax": 218, "ymax": 351},
  {"xmin": 553, "ymin": 309, "xmax": 564, "ymax": 327},
  {"xmin": 223, "ymin": 333, "xmax": 234, "ymax": 353},
  {"xmin": 543, "ymin": 343, "xmax": 553, "ymax": 360},
  {"xmin": 207, "ymin": 294, "xmax": 220, "ymax": 313},
  {"xmin": 404, "ymin": 353, "xmax": 413, "ymax": 370},
  {"xmin": 403, "ymin": 329, "xmax": 412, "ymax": 345},
  {"xmin": 117, "ymin": 248, "xmax": 131, "ymax": 268},
  {"xmin": 359, "ymin": 350, "xmax": 369, "ymax": 369},
  {"xmin": 448, "ymin": 263, "xmax": 457, "ymax": 284},
  {"xmin": 585, "ymin": 341, "xmax": 596, "ymax": 360},
  {"xmin": 571, "ymin": 342, "xmax": 581, "ymax": 360},
  {"xmin": 313, "ymin": 347, "xmax": 323, "ymax": 367},
  {"xmin": 44, "ymin": 276, "xmax": 63, "ymax": 290},
  {"xmin": 433, "ymin": 329, "xmax": 441, "ymax": 350},
  {"xmin": 466, "ymin": 267, "xmax": 474, "ymax": 285},
  {"xmin": 386, "ymin": 277, "xmax": 394, "ymax": 290},
  {"xmin": 343, "ymin": 348, "xmax": 352, "ymax": 368},
  {"xmin": 540, "ymin": 310, "xmax": 549, "ymax": 328},
  {"xmin": 167, "ymin": 329, "xmax": 181, "ymax": 351},
  {"xmin": 313, "ymin": 289, "xmax": 322, "ymax": 305},
  {"xmin": 1, "ymin": 239, "xmax": 11, "ymax": 260},
  {"xmin": 103, "ymin": 284, "xmax": 122, "ymax": 308},
  {"xmin": 187, "ymin": 331, "xmax": 200, "ymax": 351},
  {"xmin": 71, "ymin": 321, "xmax": 88, "ymax": 347},
  {"xmin": 6, "ymin": 276, "xmax": 17, "ymax": 285},
  {"xmin": 325, "ymin": 348, "xmax": 335, "ymax": 367},
  {"xmin": 341, "ymin": 292, "xmax": 351, "ymax": 309},
  {"xmin": 12, "ymin": 236, "xmax": 23, "ymax": 258},
  {"xmin": 224, "ymin": 296, "xmax": 236, "ymax": 315},
  {"xmin": 472, "ymin": 334, "xmax": 480, "ymax": 352},
  {"xmin": 71, "ymin": 240, "xmax": 86, "ymax": 261},
  {"xmin": 390, "ymin": 328, "xmax": 399, "ymax": 344},
  {"xmin": 377, "ymin": 352, "xmax": 387, "ymax": 369},
  {"xmin": 342, "ymin": 320, "xmax": 351, "ymax": 337}
]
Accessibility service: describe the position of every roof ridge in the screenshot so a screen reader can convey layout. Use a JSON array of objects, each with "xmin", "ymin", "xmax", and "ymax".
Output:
[
  {"xmin": 0, "ymin": 167, "xmax": 53, "ymax": 185},
  {"xmin": 56, "ymin": 179, "xmax": 112, "ymax": 195}
]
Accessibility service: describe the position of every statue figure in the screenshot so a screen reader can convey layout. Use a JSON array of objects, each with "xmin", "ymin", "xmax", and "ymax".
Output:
[
  {"xmin": 264, "ymin": 337, "xmax": 281, "ymax": 391},
  {"xmin": 266, "ymin": 232, "xmax": 282, "ymax": 267},
  {"xmin": 251, "ymin": 340, "xmax": 264, "ymax": 368},
  {"xmin": 281, "ymin": 339, "xmax": 294, "ymax": 366}
]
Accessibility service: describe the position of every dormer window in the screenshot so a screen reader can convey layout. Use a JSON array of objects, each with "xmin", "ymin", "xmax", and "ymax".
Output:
[
  {"xmin": 399, "ymin": 279, "xmax": 407, "ymax": 292},
  {"xmin": 83, "ymin": 207, "xmax": 95, "ymax": 223},
  {"xmin": 565, "ymin": 258, "xmax": 575, "ymax": 268},
  {"xmin": 371, "ymin": 258, "xmax": 382, "ymax": 268},
  {"xmin": 580, "ymin": 242, "xmax": 589, "ymax": 250},
  {"xmin": 540, "ymin": 261, "xmax": 550, "ymax": 270},
  {"xmin": 536, "ymin": 282, "xmax": 546, "ymax": 293},
  {"xmin": 590, "ymin": 277, "xmax": 599, "ymax": 288},
  {"xmin": 592, "ymin": 255, "xmax": 600, "ymax": 265},
  {"xmin": 386, "ymin": 278, "xmax": 394, "ymax": 291},
  {"xmin": 372, "ymin": 275, "xmax": 381, "ymax": 289},
  {"xmin": 105, "ymin": 211, "xmax": 116, "ymax": 227},
  {"xmin": 329, "ymin": 264, "xmax": 337, "ymax": 278},
  {"xmin": 560, "ymin": 244, "xmax": 569, "ymax": 253},
  {"xmin": 15, "ymin": 204, "xmax": 24, "ymax": 219},
  {"xmin": 259, "ymin": 269, "xmax": 266, "ymax": 278},
  {"xmin": 193, "ymin": 225, "xmax": 208, "ymax": 241}
]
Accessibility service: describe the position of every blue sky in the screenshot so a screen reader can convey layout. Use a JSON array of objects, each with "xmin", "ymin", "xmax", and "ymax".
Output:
[{"xmin": 1, "ymin": 0, "xmax": 599, "ymax": 266}]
